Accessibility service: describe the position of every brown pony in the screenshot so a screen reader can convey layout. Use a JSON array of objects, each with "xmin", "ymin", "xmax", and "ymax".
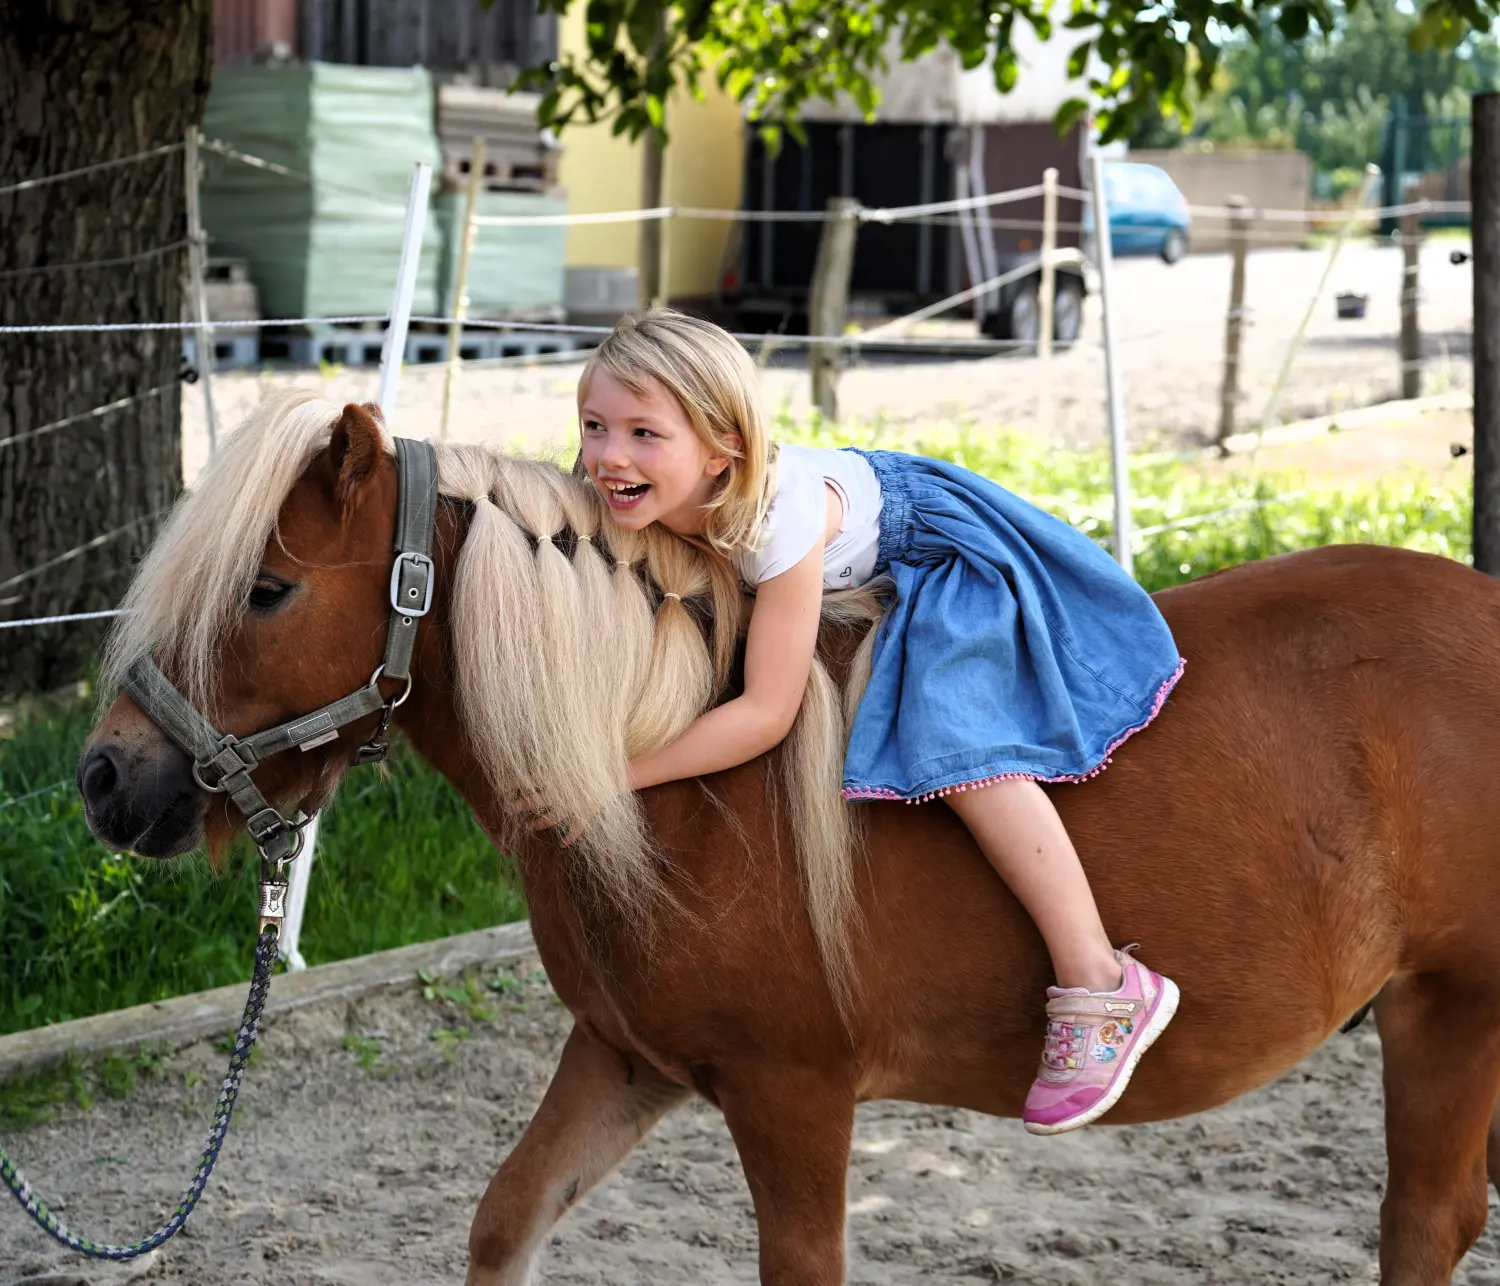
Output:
[{"xmin": 79, "ymin": 391, "xmax": 1500, "ymax": 1285}]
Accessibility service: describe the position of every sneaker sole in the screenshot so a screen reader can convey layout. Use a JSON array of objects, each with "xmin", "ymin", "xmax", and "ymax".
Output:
[{"xmin": 1022, "ymin": 975, "xmax": 1181, "ymax": 1137}]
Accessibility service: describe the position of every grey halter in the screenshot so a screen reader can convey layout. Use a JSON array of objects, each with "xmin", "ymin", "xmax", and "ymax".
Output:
[{"xmin": 120, "ymin": 436, "xmax": 439, "ymax": 931}]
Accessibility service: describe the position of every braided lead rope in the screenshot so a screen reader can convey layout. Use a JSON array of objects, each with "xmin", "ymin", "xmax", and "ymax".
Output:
[{"xmin": 0, "ymin": 928, "xmax": 279, "ymax": 1260}]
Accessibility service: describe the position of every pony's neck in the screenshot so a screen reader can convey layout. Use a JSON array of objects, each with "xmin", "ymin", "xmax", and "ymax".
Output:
[
  {"xmin": 391, "ymin": 495, "xmax": 502, "ymax": 828},
  {"xmin": 387, "ymin": 493, "xmax": 674, "ymax": 985}
]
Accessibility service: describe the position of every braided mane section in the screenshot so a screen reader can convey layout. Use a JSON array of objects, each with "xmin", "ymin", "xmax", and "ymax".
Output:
[{"xmin": 437, "ymin": 445, "xmax": 880, "ymax": 1014}]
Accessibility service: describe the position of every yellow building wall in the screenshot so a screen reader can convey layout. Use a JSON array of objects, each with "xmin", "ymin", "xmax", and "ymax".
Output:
[{"xmin": 555, "ymin": 6, "xmax": 744, "ymax": 299}]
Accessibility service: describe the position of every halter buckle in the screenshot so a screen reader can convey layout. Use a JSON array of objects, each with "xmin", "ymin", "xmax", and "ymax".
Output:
[
  {"xmin": 390, "ymin": 551, "xmax": 434, "ymax": 618},
  {"xmin": 192, "ymin": 736, "xmax": 257, "ymax": 794},
  {"xmin": 245, "ymin": 806, "xmax": 305, "ymax": 866}
]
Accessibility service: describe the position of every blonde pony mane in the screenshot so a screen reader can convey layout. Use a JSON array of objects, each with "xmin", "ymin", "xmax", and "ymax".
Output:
[{"xmin": 105, "ymin": 388, "xmax": 882, "ymax": 1013}]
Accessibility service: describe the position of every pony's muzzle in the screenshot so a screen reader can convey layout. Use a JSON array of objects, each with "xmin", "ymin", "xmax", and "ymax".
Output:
[{"xmin": 77, "ymin": 737, "xmax": 202, "ymax": 859}]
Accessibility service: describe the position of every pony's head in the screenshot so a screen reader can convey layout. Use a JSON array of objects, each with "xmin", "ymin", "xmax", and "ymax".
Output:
[{"xmin": 79, "ymin": 390, "xmax": 409, "ymax": 861}]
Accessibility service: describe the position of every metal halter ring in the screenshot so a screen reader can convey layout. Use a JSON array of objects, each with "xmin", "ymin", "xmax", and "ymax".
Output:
[
  {"xmin": 369, "ymin": 664, "xmax": 414, "ymax": 709},
  {"xmin": 191, "ymin": 759, "xmax": 228, "ymax": 794}
]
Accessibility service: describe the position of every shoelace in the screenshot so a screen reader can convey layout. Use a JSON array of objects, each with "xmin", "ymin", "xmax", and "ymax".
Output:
[{"xmin": 1041, "ymin": 1018, "xmax": 1089, "ymax": 1071}]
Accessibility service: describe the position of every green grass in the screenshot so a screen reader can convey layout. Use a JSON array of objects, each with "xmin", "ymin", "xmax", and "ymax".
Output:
[
  {"xmin": 0, "ymin": 420, "xmax": 1471, "ymax": 1041},
  {"xmin": 0, "ymin": 1043, "xmax": 172, "ymax": 1130},
  {"xmin": 0, "ymin": 711, "xmax": 524, "ymax": 1039}
]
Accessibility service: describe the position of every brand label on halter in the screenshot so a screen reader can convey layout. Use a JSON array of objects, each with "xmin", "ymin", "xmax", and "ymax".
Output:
[{"xmin": 289, "ymin": 712, "xmax": 338, "ymax": 751}]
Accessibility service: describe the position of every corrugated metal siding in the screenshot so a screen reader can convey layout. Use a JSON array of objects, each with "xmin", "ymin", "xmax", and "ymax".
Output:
[
  {"xmin": 299, "ymin": 0, "xmax": 556, "ymax": 75},
  {"xmin": 742, "ymin": 123, "xmax": 958, "ymax": 305},
  {"xmin": 978, "ymin": 121, "xmax": 1085, "ymax": 260}
]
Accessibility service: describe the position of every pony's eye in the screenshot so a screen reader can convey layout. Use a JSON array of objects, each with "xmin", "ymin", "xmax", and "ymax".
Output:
[{"xmin": 247, "ymin": 577, "xmax": 293, "ymax": 613}]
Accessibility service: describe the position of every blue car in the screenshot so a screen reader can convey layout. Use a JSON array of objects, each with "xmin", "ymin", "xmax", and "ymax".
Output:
[{"xmin": 1091, "ymin": 161, "xmax": 1192, "ymax": 264}]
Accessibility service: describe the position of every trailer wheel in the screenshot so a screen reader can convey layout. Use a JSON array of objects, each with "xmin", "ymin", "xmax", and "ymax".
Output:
[
  {"xmin": 980, "ymin": 278, "xmax": 1082, "ymax": 349},
  {"xmin": 1054, "ymin": 276, "xmax": 1083, "ymax": 348}
]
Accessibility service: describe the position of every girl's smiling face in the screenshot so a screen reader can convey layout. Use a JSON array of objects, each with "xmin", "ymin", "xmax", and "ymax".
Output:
[{"xmin": 579, "ymin": 369, "xmax": 736, "ymax": 537}]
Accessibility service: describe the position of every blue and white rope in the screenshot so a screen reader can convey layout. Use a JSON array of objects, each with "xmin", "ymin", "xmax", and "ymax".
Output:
[{"xmin": 0, "ymin": 928, "xmax": 278, "ymax": 1260}]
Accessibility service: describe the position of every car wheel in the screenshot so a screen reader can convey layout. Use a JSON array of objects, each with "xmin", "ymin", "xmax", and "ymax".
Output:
[{"xmin": 1161, "ymin": 229, "xmax": 1188, "ymax": 265}]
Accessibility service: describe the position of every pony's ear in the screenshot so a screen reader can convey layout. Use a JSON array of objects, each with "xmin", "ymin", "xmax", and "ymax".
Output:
[{"xmin": 328, "ymin": 402, "xmax": 384, "ymax": 519}]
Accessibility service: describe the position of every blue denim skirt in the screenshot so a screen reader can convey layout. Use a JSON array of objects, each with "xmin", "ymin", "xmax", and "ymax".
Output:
[{"xmin": 842, "ymin": 449, "xmax": 1185, "ymax": 803}]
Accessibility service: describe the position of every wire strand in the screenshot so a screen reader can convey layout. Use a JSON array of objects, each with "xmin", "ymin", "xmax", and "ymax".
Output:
[
  {"xmin": 0, "ymin": 142, "xmax": 185, "ymax": 197},
  {"xmin": 0, "ymin": 779, "xmax": 73, "ymax": 813},
  {"xmin": 0, "ymin": 608, "xmax": 124, "ymax": 631},
  {"xmin": 0, "ymin": 384, "xmax": 176, "ymax": 453},
  {"xmin": 0, "ymin": 241, "xmax": 190, "ymax": 282},
  {"xmin": 0, "ymin": 509, "xmax": 169, "ymax": 594}
]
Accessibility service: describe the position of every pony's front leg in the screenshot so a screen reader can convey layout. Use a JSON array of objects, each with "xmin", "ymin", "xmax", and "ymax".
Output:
[
  {"xmin": 718, "ymin": 1066, "xmax": 856, "ymax": 1285},
  {"xmin": 466, "ymin": 1022, "xmax": 689, "ymax": 1286}
]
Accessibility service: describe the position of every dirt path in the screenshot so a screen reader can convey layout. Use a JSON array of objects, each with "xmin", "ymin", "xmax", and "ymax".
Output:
[
  {"xmin": 180, "ymin": 243, "xmax": 1474, "ymax": 481},
  {"xmin": 5, "ymin": 952, "xmax": 1499, "ymax": 1285}
]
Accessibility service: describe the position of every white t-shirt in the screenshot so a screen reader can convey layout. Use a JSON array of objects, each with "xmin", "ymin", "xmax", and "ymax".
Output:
[{"xmin": 733, "ymin": 445, "xmax": 884, "ymax": 590}]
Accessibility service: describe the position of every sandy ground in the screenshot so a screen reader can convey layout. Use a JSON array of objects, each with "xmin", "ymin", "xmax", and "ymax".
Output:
[
  {"xmin": 4, "ymin": 952, "xmax": 1500, "ymax": 1286},
  {"xmin": 180, "ymin": 240, "xmax": 1475, "ymax": 480}
]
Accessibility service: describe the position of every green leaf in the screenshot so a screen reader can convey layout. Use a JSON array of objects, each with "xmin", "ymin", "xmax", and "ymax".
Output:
[
  {"xmin": 627, "ymin": 0, "xmax": 663, "ymax": 57},
  {"xmin": 1054, "ymin": 96, "xmax": 1092, "ymax": 136},
  {"xmin": 1277, "ymin": 3, "xmax": 1311, "ymax": 40},
  {"xmin": 1067, "ymin": 40, "xmax": 1093, "ymax": 79},
  {"xmin": 994, "ymin": 52, "xmax": 1019, "ymax": 94}
]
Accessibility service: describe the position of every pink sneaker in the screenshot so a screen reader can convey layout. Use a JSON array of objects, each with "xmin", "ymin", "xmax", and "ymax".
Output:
[{"xmin": 1022, "ymin": 947, "xmax": 1180, "ymax": 1136}]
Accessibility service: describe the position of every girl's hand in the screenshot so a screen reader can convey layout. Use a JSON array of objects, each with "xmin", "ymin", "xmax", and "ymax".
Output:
[
  {"xmin": 503, "ymin": 782, "xmax": 585, "ymax": 848},
  {"xmin": 622, "ymin": 539, "xmax": 826, "ymax": 792}
]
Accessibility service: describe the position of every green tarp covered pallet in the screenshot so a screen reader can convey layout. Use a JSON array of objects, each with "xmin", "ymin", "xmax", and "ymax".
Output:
[
  {"xmin": 435, "ymin": 191, "xmax": 567, "ymax": 321},
  {"xmin": 201, "ymin": 63, "xmax": 446, "ymax": 320}
]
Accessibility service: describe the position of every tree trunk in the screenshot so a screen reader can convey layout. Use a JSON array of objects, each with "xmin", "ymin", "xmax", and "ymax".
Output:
[{"xmin": 0, "ymin": 0, "xmax": 211, "ymax": 696}]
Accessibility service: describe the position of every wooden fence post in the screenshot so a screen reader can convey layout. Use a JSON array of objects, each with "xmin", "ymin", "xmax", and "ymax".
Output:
[
  {"xmin": 1399, "ymin": 206, "xmax": 1423, "ymax": 399},
  {"xmin": 808, "ymin": 196, "xmax": 860, "ymax": 421},
  {"xmin": 441, "ymin": 136, "xmax": 485, "ymax": 440},
  {"xmin": 183, "ymin": 127, "xmax": 219, "ymax": 455},
  {"xmin": 1216, "ymin": 196, "xmax": 1250, "ymax": 452},
  {"xmin": 1474, "ymin": 92, "xmax": 1500, "ymax": 575}
]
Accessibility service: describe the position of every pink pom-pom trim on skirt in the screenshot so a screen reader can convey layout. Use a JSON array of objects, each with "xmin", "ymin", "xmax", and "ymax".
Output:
[{"xmin": 842, "ymin": 656, "xmax": 1186, "ymax": 805}]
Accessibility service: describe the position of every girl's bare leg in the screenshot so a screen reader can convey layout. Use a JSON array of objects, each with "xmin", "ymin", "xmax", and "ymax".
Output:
[{"xmin": 945, "ymin": 777, "xmax": 1122, "ymax": 992}]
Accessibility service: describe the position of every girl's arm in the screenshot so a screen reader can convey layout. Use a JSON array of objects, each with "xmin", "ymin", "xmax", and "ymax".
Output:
[{"xmin": 628, "ymin": 538, "xmax": 826, "ymax": 791}]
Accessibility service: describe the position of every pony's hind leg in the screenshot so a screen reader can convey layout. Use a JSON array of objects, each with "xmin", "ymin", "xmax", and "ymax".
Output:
[
  {"xmin": 716, "ymin": 1065, "xmax": 856, "ymax": 1285},
  {"xmin": 465, "ymin": 1023, "xmax": 689, "ymax": 1286},
  {"xmin": 1376, "ymin": 973, "xmax": 1500, "ymax": 1284}
]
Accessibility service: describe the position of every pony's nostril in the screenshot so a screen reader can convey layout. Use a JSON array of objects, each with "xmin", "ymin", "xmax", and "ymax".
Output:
[{"xmin": 81, "ymin": 746, "xmax": 120, "ymax": 806}]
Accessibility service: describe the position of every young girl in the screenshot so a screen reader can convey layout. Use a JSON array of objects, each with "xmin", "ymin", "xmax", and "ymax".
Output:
[{"xmin": 573, "ymin": 309, "xmax": 1184, "ymax": 1136}]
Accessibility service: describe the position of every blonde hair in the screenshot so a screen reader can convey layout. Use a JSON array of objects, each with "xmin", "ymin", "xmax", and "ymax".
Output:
[
  {"xmin": 577, "ymin": 309, "xmax": 774, "ymax": 559},
  {"xmin": 108, "ymin": 389, "xmax": 886, "ymax": 1018}
]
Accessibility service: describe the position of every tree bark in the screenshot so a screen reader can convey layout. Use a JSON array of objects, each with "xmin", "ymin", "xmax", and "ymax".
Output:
[{"xmin": 0, "ymin": 0, "xmax": 211, "ymax": 695}]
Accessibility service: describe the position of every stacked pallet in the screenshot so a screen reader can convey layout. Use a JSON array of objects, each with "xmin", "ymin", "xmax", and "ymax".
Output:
[
  {"xmin": 436, "ymin": 84, "xmax": 561, "ymax": 193},
  {"xmin": 201, "ymin": 63, "xmax": 446, "ymax": 318}
]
